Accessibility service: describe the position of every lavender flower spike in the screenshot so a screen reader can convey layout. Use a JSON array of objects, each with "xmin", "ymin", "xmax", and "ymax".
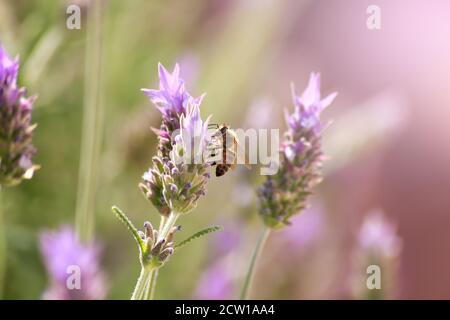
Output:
[
  {"xmin": 258, "ymin": 73, "xmax": 337, "ymax": 229},
  {"xmin": 0, "ymin": 44, "xmax": 38, "ymax": 187},
  {"xmin": 141, "ymin": 97, "xmax": 212, "ymax": 215},
  {"xmin": 39, "ymin": 226, "xmax": 107, "ymax": 300}
]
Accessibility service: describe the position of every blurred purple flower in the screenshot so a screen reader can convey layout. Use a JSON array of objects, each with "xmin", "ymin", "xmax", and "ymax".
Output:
[
  {"xmin": 194, "ymin": 223, "xmax": 243, "ymax": 299},
  {"xmin": 284, "ymin": 73, "xmax": 337, "ymax": 162},
  {"xmin": 351, "ymin": 210, "xmax": 402, "ymax": 299},
  {"xmin": 288, "ymin": 73, "xmax": 337, "ymax": 134},
  {"xmin": 358, "ymin": 209, "xmax": 402, "ymax": 258},
  {"xmin": 39, "ymin": 226, "xmax": 107, "ymax": 300},
  {"xmin": 258, "ymin": 73, "xmax": 337, "ymax": 228},
  {"xmin": 210, "ymin": 222, "xmax": 242, "ymax": 259},
  {"xmin": 280, "ymin": 206, "xmax": 324, "ymax": 248},
  {"xmin": 195, "ymin": 262, "xmax": 234, "ymax": 300},
  {"xmin": 0, "ymin": 46, "xmax": 18, "ymax": 86},
  {"xmin": 0, "ymin": 44, "xmax": 38, "ymax": 186}
]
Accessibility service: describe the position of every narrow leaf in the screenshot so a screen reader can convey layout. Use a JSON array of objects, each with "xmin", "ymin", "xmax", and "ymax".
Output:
[
  {"xmin": 175, "ymin": 225, "xmax": 223, "ymax": 249},
  {"xmin": 112, "ymin": 206, "xmax": 145, "ymax": 252}
]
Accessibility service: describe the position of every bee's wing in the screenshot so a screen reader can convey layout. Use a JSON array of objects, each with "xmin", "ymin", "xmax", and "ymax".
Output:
[
  {"xmin": 229, "ymin": 133, "xmax": 251, "ymax": 170},
  {"xmin": 236, "ymin": 144, "xmax": 252, "ymax": 169}
]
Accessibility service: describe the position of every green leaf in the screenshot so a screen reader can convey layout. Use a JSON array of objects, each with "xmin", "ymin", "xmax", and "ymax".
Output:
[
  {"xmin": 111, "ymin": 206, "xmax": 145, "ymax": 253},
  {"xmin": 175, "ymin": 225, "xmax": 223, "ymax": 249}
]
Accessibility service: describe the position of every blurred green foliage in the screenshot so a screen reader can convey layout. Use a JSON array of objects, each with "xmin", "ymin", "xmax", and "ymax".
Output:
[{"xmin": 0, "ymin": 0, "xmax": 289, "ymax": 299}]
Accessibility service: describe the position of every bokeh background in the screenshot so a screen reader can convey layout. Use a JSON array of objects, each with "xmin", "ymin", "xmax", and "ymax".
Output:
[{"xmin": 1, "ymin": 0, "xmax": 450, "ymax": 299}]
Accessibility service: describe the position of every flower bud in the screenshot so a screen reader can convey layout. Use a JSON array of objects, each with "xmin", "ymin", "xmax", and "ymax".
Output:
[
  {"xmin": 143, "ymin": 221, "xmax": 153, "ymax": 239},
  {"xmin": 158, "ymin": 247, "xmax": 174, "ymax": 263}
]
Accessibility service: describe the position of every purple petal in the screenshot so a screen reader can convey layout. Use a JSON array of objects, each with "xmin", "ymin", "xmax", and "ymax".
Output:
[{"xmin": 320, "ymin": 91, "xmax": 338, "ymax": 111}]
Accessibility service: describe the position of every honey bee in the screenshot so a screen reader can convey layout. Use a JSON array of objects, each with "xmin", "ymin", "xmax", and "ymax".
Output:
[{"xmin": 208, "ymin": 124, "xmax": 251, "ymax": 177}]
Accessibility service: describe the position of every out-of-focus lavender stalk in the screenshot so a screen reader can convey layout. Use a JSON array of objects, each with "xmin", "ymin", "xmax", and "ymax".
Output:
[
  {"xmin": 0, "ymin": 44, "xmax": 38, "ymax": 298},
  {"xmin": 239, "ymin": 227, "xmax": 270, "ymax": 300},
  {"xmin": 241, "ymin": 73, "xmax": 336, "ymax": 299},
  {"xmin": 39, "ymin": 226, "xmax": 107, "ymax": 300},
  {"xmin": 195, "ymin": 222, "xmax": 243, "ymax": 299},
  {"xmin": 351, "ymin": 210, "xmax": 402, "ymax": 299},
  {"xmin": 75, "ymin": 0, "xmax": 104, "ymax": 243}
]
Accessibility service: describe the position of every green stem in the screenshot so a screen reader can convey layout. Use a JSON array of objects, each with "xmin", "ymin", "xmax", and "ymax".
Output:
[
  {"xmin": 0, "ymin": 187, "xmax": 5, "ymax": 298},
  {"xmin": 158, "ymin": 215, "xmax": 167, "ymax": 234},
  {"xmin": 240, "ymin": 226, "xmax": 271, "ymax": 300},
  {"xmin": 147, "ymin": 268, "xmax": 159, "ymax": 300},
  {"xmin": 75, "ymin": 0, "xmax": 104, "ymax": 243},
  {"xmin": 149, "ymin": 268, "xmax": 159, "ymax": 300},
  {"xmin": 131, "ymin": 262, "xmax": 159, "ymax": 300},
  {"xmin": 131, "ymin": 266, "xmax": 157, "ymax": 300},
  {"xmin": 158, "ymin": 212, "xmax": 180, "ymax": 241}
]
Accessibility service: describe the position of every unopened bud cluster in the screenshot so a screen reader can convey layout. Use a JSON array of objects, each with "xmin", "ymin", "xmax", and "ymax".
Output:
[
  {"xmin": 140, "ymin": 155, "xmax": 210, "ymax": 216},
  {"xmin": 137, "ymin": 221, "xmax": 180, "ymax": 267}
]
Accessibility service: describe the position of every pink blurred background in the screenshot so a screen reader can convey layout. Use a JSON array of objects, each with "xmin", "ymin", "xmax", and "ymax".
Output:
[{"xmin": 284, "ymin": 0, "xmax": 450, "ymax": 299}]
